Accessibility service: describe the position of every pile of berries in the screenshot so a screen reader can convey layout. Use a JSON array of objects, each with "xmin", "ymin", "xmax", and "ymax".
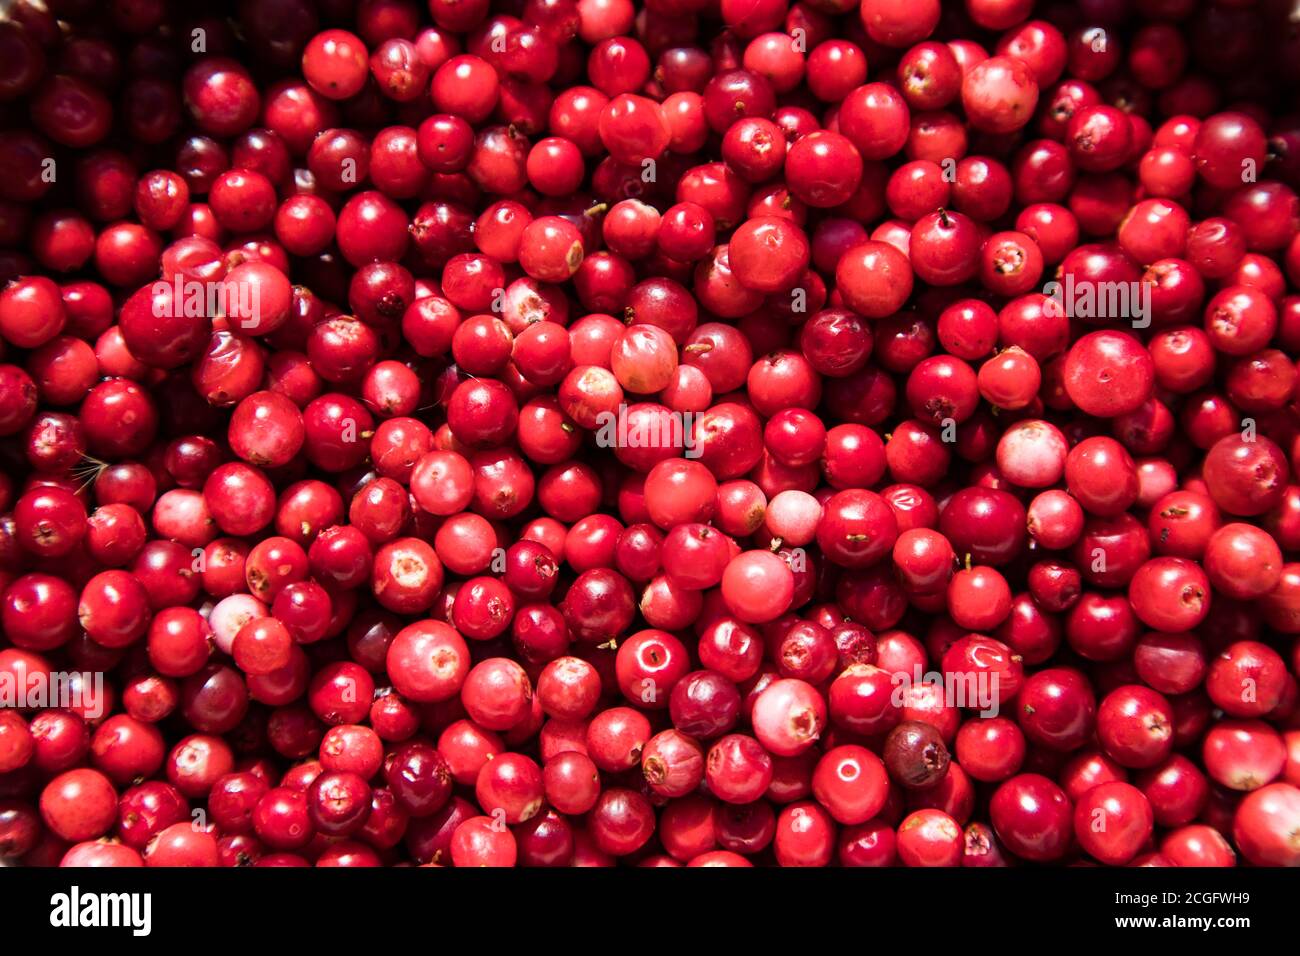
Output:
[{"xmin": 1, "ymin": 0, "xmax": 1300, "ymax": 868}]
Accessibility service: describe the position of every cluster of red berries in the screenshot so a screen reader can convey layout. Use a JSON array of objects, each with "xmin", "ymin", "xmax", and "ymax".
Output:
[{"xmin": 1, "ymin": 0, "xmax": 1300, "ymax": 869}]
